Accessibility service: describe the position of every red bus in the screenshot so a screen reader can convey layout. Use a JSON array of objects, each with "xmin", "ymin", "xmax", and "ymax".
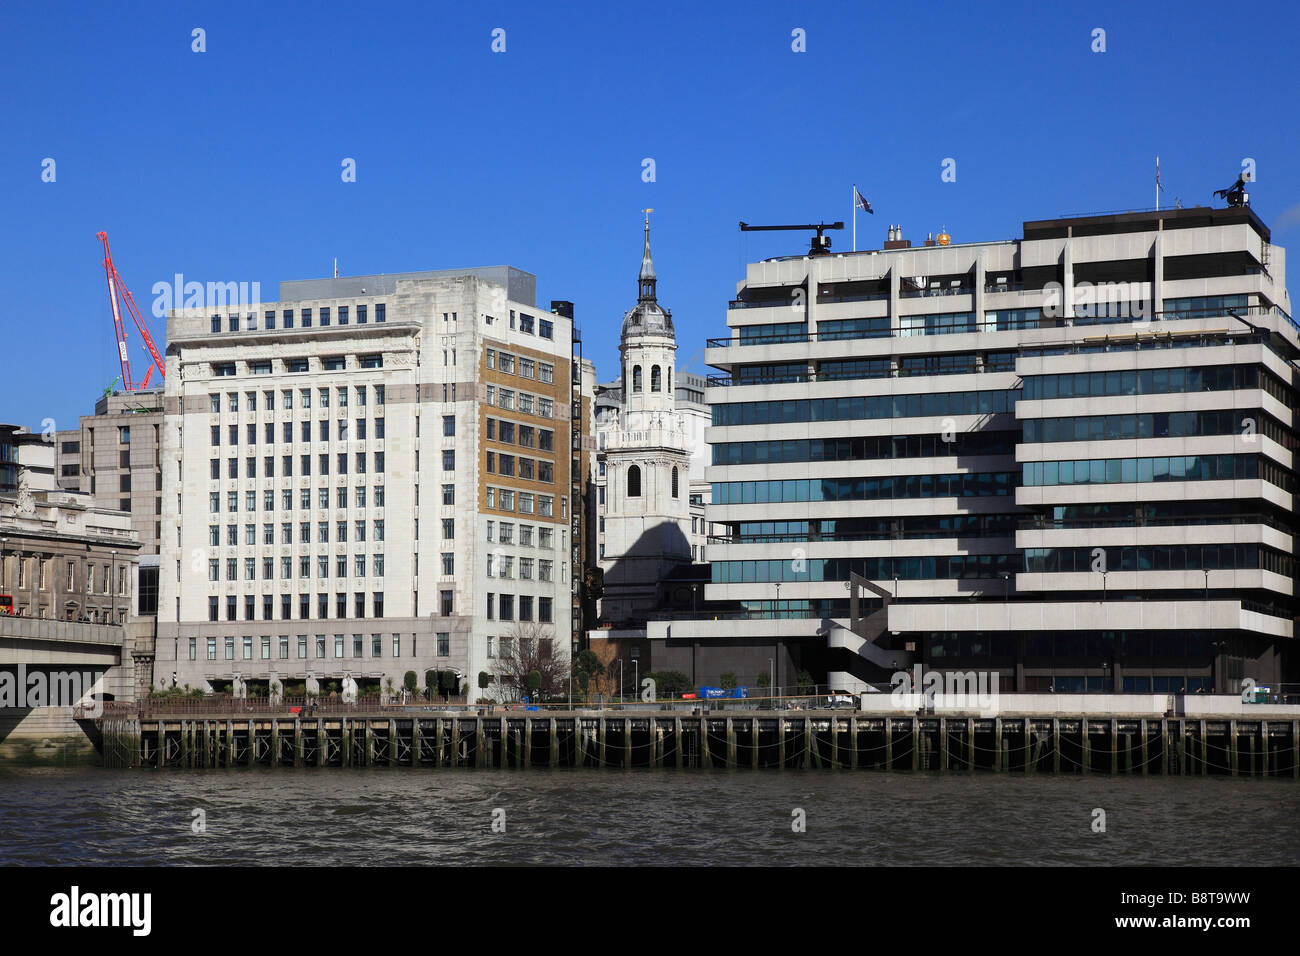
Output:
[{"xmin": 0, "ymin": 594, "xmax": 12, "ymax": 615}]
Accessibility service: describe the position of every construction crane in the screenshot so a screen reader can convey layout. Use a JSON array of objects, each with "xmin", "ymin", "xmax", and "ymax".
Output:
[
  {"xmin": 739, "ymin": 220, "xmax": 844, "ymax": 257},
  {"xmin": 96, "ymin": 231, "xmax": 165, "ymax": 391}
]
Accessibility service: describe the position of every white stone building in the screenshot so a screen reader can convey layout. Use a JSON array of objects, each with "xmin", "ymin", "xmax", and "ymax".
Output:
[{"xmin": 155, "ymin": 268, "xmax": 577, "ymax": 698}]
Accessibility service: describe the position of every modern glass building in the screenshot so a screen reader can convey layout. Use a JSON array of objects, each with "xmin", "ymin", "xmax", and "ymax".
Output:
[{"xmin": 651, "ymin": 205, "xmax": 1296, "ymax": 694}]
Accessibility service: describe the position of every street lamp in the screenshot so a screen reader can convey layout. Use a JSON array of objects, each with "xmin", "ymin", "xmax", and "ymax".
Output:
[
  {"xmin": 1100, "ymin": 569, "xmax": 1108, "ymax": 602},
  {"xmin": 1203, "ymin": 569, "xmax": 1209, "ymax": 603},
  {"xmin": 692, "ymin": 583, "xmax": 698, "ymax": 618},
  {"xmin": 0, "ymin": 537, "xmax": 7, "ymax": 591},
  {"xmin": 618, "ymin": 658, "xmax": 624, "ymax": 705},
  {"xmin": 774, "ymin": 581, "xmax": 781, "ymax": 619},
  {"xmin": 768, "ymin": 656, "xmax": 774, "ymax": 702},
  {"xmin": 110, "ymin": 549, "xmax": 117, "ymax": 624}
]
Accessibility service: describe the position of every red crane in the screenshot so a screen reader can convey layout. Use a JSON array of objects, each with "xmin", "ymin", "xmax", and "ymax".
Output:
[{"xmin": 96, "ymin": 231, "xmax": 165, "ymax": 391}]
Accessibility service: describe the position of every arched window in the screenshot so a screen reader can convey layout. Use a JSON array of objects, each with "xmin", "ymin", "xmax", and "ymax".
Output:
[
  {"xmin": 628, "ymin": 465, "xmax": 642, "ymax": 498},
  {"xmin": 651, "ymin": 365, "xmax": 661, "ymax": 392},
  {"xmin": 667, "ymin": 368, "xmax": 671, "ymax": 393},
  {"xmin": 671, "ymin": 466, "xmax": 679, "ymax": 498},
  {"xmin": 633, "ymin": 366, "xmax": 642, "ymax": 392}
]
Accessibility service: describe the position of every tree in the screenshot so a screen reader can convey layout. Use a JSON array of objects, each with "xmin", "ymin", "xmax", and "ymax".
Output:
[
  {"xmin": 720, "ymin": 672, "xmax": 738, "ymax": 691},
  {"xmin": 756, "ymin": 672, "xmax": 771, "ymax": 689},
  {"xmin": 403, "ymin": 671, "xmax": 418, "ymax": 694},
  {"xmin": 585, "ymin": 641, "xmax": 622, "ymax": 701},
  {"xmin": 424, "ymin": 670, "xmax": 438, "ymax": 700},
  {"xmin": 478, "ymin": 671, "xmax": 491, "ymax": 692},
  {"xmin": 491, "ymin": 622, "xmax": 570, "ymax": 703},
  {"xmin": 795, "ymin": 669, "xmax": 816, "ymax": 695},
  {"xmin": 645, "ymin": 670, "xmax": 690, "ymax": 699}
]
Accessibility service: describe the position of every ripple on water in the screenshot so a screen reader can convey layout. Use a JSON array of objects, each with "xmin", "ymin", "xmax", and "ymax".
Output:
[{"xmin": 0, "ymin": 767, "xmax": 1297, "ymax": 866}]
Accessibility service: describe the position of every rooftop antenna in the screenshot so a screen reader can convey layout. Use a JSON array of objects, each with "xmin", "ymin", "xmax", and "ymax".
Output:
[{"xmin": 333, "ymin": 257, "xmax": 339, "ymax": 278}]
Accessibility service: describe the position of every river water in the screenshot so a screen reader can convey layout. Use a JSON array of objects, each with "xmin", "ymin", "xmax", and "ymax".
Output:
[{"xmin": 1, "ymin": 767, "xmax": 1296, "ymax": 866}]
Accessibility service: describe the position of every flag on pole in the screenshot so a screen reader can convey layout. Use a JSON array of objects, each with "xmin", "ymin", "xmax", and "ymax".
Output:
[
  {"xmin": 1156, "ymin": 156, "xmax": 1164, "ymax": 193},
  {"xmin": 854, "ymin": 188, "xmax": 874, "ymax": 214}
]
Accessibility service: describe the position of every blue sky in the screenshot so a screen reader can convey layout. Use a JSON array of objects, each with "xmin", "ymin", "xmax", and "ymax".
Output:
[{"xmin": 2, "ymin": 0, "xmax": 1297, "ymax": 431}]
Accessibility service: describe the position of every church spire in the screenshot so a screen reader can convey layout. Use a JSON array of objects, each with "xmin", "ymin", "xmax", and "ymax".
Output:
[{"xmin": 638, "ymin": 208, "xmax": 656, "ymax": 303}]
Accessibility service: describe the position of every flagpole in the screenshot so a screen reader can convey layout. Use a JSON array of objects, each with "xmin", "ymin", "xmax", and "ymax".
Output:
[
  {"xmin": 1155, "ymin": 157, "xmax": 1159, "ymax": 212},
  {"xmin": 852, "ymin": 183, "xmax": 856, "ymax": 252}
]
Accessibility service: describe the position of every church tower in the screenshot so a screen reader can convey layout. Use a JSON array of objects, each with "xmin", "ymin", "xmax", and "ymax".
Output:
[{"xmin": 599, "ymin": 212, "xmax": 693, "ymax": 623}]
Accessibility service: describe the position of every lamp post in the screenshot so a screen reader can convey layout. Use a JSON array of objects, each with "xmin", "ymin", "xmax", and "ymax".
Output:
[
  {"xmin": 1100, "ymin": 570, "xmax": 1108, "ymax": 603},
  {"xmin": 110, "ymin": 549, "xmax": 117, "ymax": 624},
  {"xmin": 774, "ymin": 581, "xmax": 781, "ymax": 620},
  {"xmin": 618, "ymin": 658, "xmax": 624, "ymax": 705},
  {"xmin": 0, "ymin": 537, "xmax": 7, "ymax": 592},
  {"xmin": 769, "ymin": 656, "xmax": 775, "ymax": 702},
  {"xmin": 1203, "ymin": 569, "xmax": 1209, "ymax": 603},
  {"xmin": 692, "ymin": 583, "xmax": 698, "ymax": 619}
]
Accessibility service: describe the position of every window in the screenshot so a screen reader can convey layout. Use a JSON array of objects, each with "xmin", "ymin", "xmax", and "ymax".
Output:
[
  {"xmin": 671, "ymin": 466, "xmax": 679, "ymax": 498},
  {"xmin": 652, "ymin": 366, "xmax": 661, "ymax": 391},
  {"xmin": 437, "ymin": 633, "xmax": 450, "ymax": 657},
  {"xmin": 628, "ymin": 465, "xmax": 642, "ymax": 497},
  {"xmin": 442, "ymin": 484, "xmax": 455, "ymax": 505},
  {"xmin": 633, "ymin": 366, "xmax": 643, "ymax": 392},
  {"xmin": 539, "ymin": 318, "xmax": 553, "ymax": 340},
  {"xmin": 443, "ymin": 415, "xmax": 456, "ymax": 437},
  {"xmin": 440, "ymin": 590, "xmax": 454, "ymax": 615}
]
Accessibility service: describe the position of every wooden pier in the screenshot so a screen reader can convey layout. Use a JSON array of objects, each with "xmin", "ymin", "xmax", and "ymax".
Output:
[{"xmin": 96, "ymin": 710, "xmax": 1300, "ymax": 776}]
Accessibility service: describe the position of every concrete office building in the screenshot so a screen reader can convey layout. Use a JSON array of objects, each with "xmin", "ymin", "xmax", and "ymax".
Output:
[
  {"xmin": 655, "ymin": 204, "xmax": 1296, "ymax": 694},
  {"xmin": 155, "ymin": 267, "xmax": 578, "ymax": 698}
]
